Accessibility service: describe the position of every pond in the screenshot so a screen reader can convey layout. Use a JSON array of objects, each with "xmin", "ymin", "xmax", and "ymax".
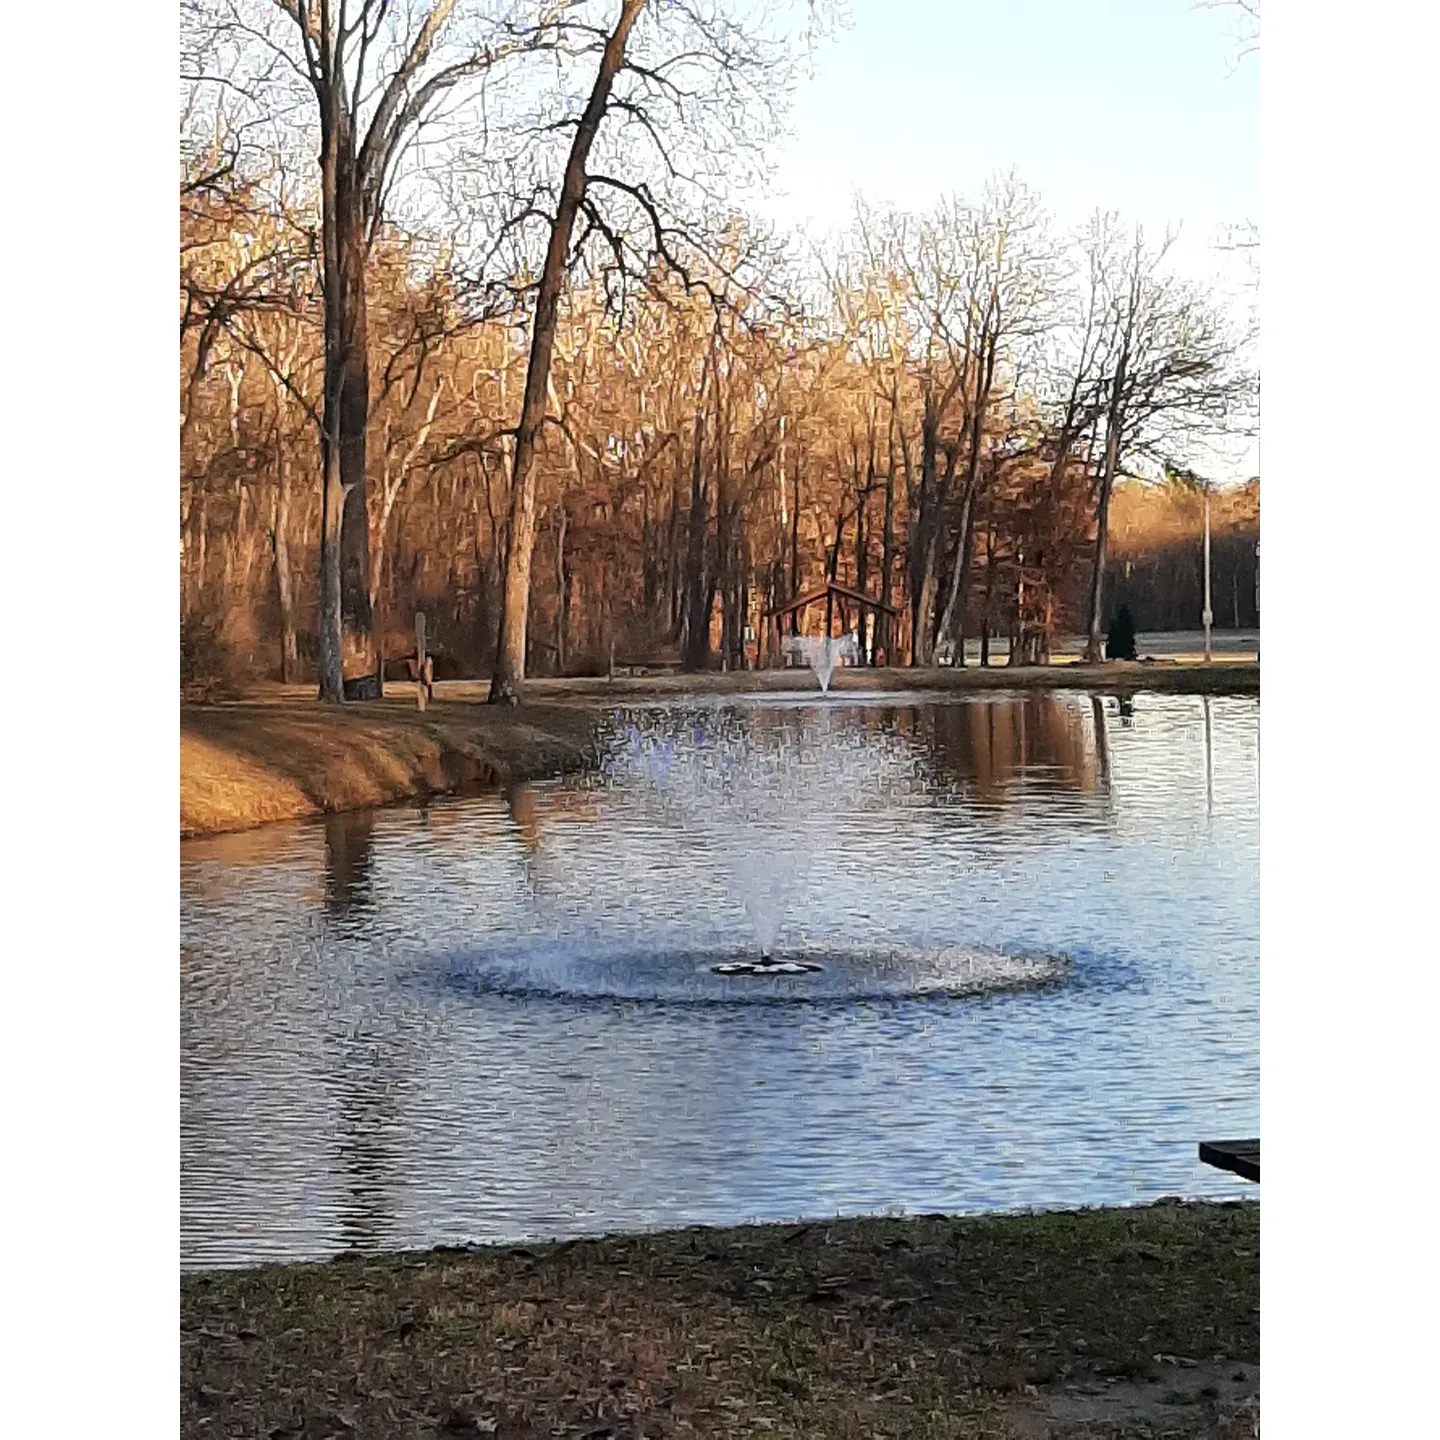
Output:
[{"xmin": 181, "ymin": 690, "xmax": 1259, "ymax": 1270}]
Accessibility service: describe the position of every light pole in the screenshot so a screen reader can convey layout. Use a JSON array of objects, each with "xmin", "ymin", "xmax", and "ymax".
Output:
[
  {"xmin": 1254, "ymin": 537, "xmax": 1260, "ymax": 661},
  {"xmin": 1202, "ymin": 480, "xmax": 1214, "ymax": 663}
]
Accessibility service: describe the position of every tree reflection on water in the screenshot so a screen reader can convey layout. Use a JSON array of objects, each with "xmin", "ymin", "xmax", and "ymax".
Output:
[{"xmin": 323, "ymin": 810, "xmax": 375, "ymax": 916}]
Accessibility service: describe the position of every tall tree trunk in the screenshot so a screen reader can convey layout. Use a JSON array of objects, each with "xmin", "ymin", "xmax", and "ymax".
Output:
[
  {"xmin": 954, "ymin": 493, "xmax": 979, "ymax": 666},
  {"xmin": 490, "ymin": 0, "xmax": 645, "ymax": 703},
  {"xmin": 937, "ymin": 339, "xmax": 998, "ymax": 659},
  {"xmin": 317, "ymin": 74, "xmax": 355, "ymax": 701},
  {"xmin": 666, "ymin": 449, "xmax": 685, "ymax": 638},
  {"xmin": 1086, "ymin": 300, "xmax": 1133, "ymax": 661},
  {"xmin": 936, "ymin": 483, "xmax": 974, "ymax": 665},
  {"xmin": 979, "ymin": 522, "xmax": 995, "ymax": 668},
  {"xmin": 911, "ymin": 427, "xmax": 955, "ymax": 666},
  {"xmin": 682, "ymin": 401, "xmax": 710, "ymax": 669},
  {"xmin": 336, "ymin": 201, "xmax": 373, "ymax": 673},
  {"xmin": 1085, "ymin": 395, "xmax": 1125, "ymax": 661},
  {"xmin": 318, "ymin": 444, "xmax": 346, "ymax": 702},
  {"xmin": 854, "ymin": 433, "xmax": 871, "ymax": 662},
  {"xmin": 555, "ymin": 503, "xmax": 569, "ymax": 673},
  {"xmin": 877, "ymin": 402, "xmax": 898, "ymax": 665},
  {"xmin": 826, "ymin": 500, "xmax": 846, "ymax": 637},
  {"xmin": 274, "ymin": 442, "xmax": 298, "ymax": 684},
  {"xmin": 641, "ymin": 479, "xmax": 659, "ymax": 617},
  {"xmin": 787, "ymin": 455, "xmax": 802, "ymax": 632}
]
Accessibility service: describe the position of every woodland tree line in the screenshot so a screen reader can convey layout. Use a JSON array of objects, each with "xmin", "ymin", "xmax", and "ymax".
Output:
[{"xmin": 181, "ymin": 0, "xmax": 1257, "ymax": 700}]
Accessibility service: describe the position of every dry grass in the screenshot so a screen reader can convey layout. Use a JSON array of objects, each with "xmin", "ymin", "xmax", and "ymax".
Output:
[
  {"xmin": 180, "ymin": 692, "xmax": 599, "ymax": 839},
  {"xmin": 182, "ymin": 1200, "xmax": 1259, "ymax": 1440}
]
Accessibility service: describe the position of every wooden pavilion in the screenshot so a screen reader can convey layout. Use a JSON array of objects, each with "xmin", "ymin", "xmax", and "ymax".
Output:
[{"xmin": 764, "ymin": 580, "xmax": 899, "ymax": 667}]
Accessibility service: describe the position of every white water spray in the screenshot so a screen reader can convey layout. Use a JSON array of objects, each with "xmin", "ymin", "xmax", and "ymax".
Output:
[{"xmin": 782, "ymin": 634, "xmax": 859, "ymax": 692}]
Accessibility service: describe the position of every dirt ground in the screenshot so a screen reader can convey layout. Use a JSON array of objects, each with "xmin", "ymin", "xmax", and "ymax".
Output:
[{"xmin": 182, "ymin": 1200, "xmax": 1259, "ymax": 1440}]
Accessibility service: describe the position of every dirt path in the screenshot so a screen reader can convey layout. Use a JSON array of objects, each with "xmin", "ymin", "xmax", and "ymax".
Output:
[{"xmin": 182, "ymin": 1200, "xmax": 1259, "ymax": 1439}]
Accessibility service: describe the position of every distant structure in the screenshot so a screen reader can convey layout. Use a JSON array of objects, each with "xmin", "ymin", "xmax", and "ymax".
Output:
[{"xmin": 765, "ymin": 581, "xmax": 898, "ymax": 667}]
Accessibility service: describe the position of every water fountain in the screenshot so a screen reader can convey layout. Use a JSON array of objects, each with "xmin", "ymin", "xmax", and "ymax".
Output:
[
  {"xmin": 605, "ymin": 706, "xmax": 912, "ymax": 974},
  {"xmin": 782, "ymin": 633, "xmax": 859, "ymax": 692},
  {"xmin": 428, "ymin": 706, "xmax": 1073, "ymax": 1000}
]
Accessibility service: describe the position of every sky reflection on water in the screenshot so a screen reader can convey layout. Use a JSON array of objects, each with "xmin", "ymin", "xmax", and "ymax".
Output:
[{"xmin": 181, "ymin": 690, "xmax": 1258, "ymax": 1270}]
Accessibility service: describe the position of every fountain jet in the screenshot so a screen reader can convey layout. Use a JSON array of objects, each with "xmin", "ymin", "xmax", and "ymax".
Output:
[{"xmin": 782, "ymin": 634, "xmax": 859, "ymax": 692}]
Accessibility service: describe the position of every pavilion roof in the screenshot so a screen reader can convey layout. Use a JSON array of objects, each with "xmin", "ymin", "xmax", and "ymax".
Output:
[{"xmin": 764, "ymin": 580, "xmax": 899, "ymax": 619}]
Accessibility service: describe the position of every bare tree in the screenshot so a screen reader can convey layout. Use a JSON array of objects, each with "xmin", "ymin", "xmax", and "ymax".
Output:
[
  {"xmin": 934, "ymin": 176, "xmax": 1061, "ymax": 661},
  {"xmin": 486, "ymin": 0, "xmax": 817, "ymax": 700},
  {"xmin": 185, "ymin": 0, "xmax": 572, "ymax": 700},
  {"xmin": 488, "ymin": 0, "xmax": 647, "ymax": 702},
  {"xmin": 1082, "ymin": 226, "xmax": 1255, "ymax": 660},
  {"xmin": 1195, "ymin": 0, "xmax": 1259, "ymax": 68}
]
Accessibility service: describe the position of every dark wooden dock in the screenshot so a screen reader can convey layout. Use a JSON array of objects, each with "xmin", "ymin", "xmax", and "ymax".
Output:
[{"xmin": 1199, "ymin": 1138, "xmax": 1260, "ymax": 1183}]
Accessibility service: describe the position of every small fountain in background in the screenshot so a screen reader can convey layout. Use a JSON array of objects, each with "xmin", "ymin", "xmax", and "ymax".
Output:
[{"xmin": 782, "ymin": 633, "xmax": 859, "ymax": 692}]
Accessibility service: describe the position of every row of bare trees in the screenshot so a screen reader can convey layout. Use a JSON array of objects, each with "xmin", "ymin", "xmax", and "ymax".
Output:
[{"xmin": 181, "ymin": 1, "xmax": 1255, "ymax": 700}]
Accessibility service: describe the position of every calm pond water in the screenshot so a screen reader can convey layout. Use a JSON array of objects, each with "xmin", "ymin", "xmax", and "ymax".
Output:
[{"xmin": 181, "ymin": 690, "xmax": 1259, "ymax": 1270}]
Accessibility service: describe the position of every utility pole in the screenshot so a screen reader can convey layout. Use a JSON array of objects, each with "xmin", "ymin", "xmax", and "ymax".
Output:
[{"xmin": 1202, "ymin": 481, "xmax": 1214, "ymax": 663}]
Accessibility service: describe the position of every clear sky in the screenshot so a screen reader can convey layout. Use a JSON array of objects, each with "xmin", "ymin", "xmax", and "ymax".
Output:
[
  {"xmin": 763, "ymin": 0, "xmax": 1259, "ymax": 483},
  {"xmin": 767, "ymin": 0, "xmax": 1258, "ymax": 246}
]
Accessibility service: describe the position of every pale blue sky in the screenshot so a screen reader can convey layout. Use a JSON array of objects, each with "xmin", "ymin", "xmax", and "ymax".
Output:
[
  {"xmin": 763, "ymin": 0, "xmax": 1259, "ymax": 479},
  {"xmin": 768, "ymin": 0, "xmax": 1257, "ymax": 239}
]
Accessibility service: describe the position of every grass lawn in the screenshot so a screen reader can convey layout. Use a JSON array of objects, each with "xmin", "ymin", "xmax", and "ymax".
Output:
[{"xmin": 182, "ymin": 1200, "xmax": 1259, "ymax": 1439}]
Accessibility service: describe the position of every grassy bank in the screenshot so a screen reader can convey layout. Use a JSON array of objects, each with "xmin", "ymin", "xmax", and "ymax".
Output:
[
  {"xmin": 517, "ymin": 659, "xmax": 1259, "ymax": 701},
  {"xmin": 182, "ymin": 1200, "xmax": 1259, "ymax": 1440},
  {"xmin": 180, "ymin": 661, "xmax": 1257, "ymax": 839},
  {"xmin": 181, "ymin": 696, "xmax": 599, "ymax": 838}
]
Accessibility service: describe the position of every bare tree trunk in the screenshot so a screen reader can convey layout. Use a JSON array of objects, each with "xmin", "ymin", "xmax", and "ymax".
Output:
[
  {"xmin": 936, "ymin": 481, "xmax": 976, "ymax": 665},
  {"xmin": 641, "ymin": 480, "xmax": 659, "ymax": 617},
  {"xmin": 490, "ymin": 0, "xmax": 645, "ymax": 703},
  {"xmin": 979, "ymin": 522, "xmax": 995, "ymax": 668},
  {"xmin": 954, "ymin": 494, "xmax": 979, "ymax": 666},
  {"xmin": 911, "ymin": 430, "xmax": 955, "ymax": 666},
  {"xmin": 1085, "ymin": 413, "xmax": 1123, "ymax": 662},
  {"xmin": 666, "ymin": 450, "xmax": 685, "ymax": 638},
  {"xmin": 554, "ymin": 503, "xmax": 569, "ymax": 673},
  {"xmin": 337, "ymin": 211, "xmax": 373, "ymax": 672},
  {"xmin": 937, "ymin": 337, "xmax": 998, "ymax": 660},
  {"xmin": 318, "ymin": 445, "xmax": 345, "ymax": 703},
  {"xmin": 854, "ymin": 429, "xmax": 872, "ymax": 661},
  {"xmin": 826, "ymin": 499, "xmax": 846, "ymax": 639},
  {"xmin": 877, "ymin": 402, "xmax": 898, "ymax": 665},
  {"xmin": 787, "ymin": 454, "xmax": 801, "ymax": 631},
  {"xmin": 682, "ymin": 402, "xmax": 710, "ymax": 669},
  {"xmin": 317, "ymin": 63, "xmax": 352, "ymax": 702},
  {"xmin": 274, "ymin": 442, "xmax": 298, "ymax": 683}
]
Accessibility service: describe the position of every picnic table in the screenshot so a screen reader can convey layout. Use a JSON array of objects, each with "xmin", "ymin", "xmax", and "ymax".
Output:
[{"xmin": 1199, "ymin": 1138, "xmax": 1260, "ymax": 1183}]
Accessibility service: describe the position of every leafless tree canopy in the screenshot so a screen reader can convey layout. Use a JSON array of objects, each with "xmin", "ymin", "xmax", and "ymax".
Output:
[{"xmin": 180, "ymin": 2, "xmax": 1256, "ymax": 699}]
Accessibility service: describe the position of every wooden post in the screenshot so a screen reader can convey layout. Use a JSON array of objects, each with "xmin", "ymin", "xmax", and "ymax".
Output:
[{"xmin": 415, "ymin": 612, "xmax": 427, "ymax": 712}]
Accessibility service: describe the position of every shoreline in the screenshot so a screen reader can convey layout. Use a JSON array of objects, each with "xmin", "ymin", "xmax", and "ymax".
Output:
[
  {"xmin": 181, "ymin": 661, "xmax": 1258, "ymax": 839},
  {"xmin": 183, "ymin": 1199, "xmax": 1259, "ymax": 1439}
]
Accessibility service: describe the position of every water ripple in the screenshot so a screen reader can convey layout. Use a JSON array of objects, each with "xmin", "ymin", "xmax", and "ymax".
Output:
[{"xmin": 182, "ymin": 691, "xmax": 1258, "ymax": 1269}]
